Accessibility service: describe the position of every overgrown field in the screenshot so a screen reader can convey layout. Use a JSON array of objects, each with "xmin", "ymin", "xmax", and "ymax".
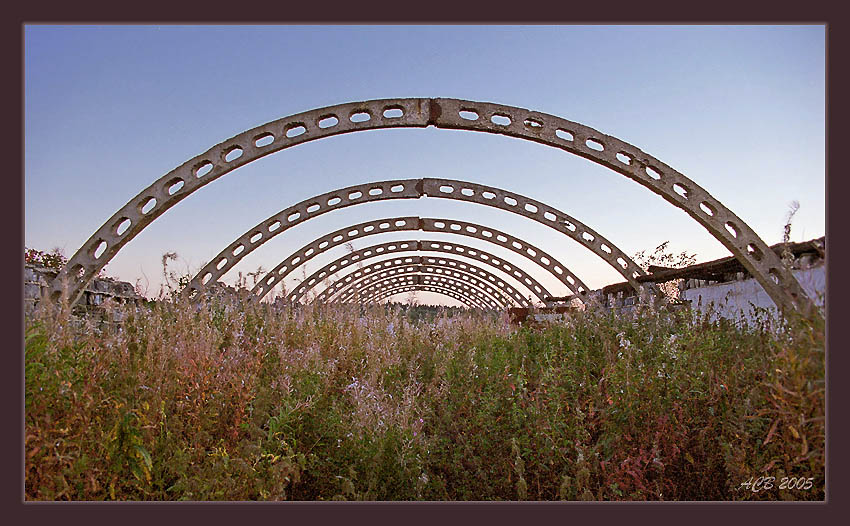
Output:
[{"xmin": 25, "ymin": 298, "xmax": 825, "ymax": 501}]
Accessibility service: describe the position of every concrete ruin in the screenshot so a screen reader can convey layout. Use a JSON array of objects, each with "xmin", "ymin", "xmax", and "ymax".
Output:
[
  {"xmin": 259, "ymin": 216, "xmax": 579, "ymax": 307},
  {"xmin": 184, "ymin": 178, "xmax": 640, "ymax": 307},
  {"xmin": 598, "ymin": 237, "xmax": 825, "ymax": 322},
  {"xmin": 25, "ymin": 263, "xmax": 142, "ymax": 315},
  {"xmin": 26, "ymin": 236, "xmax": 823, "ymax": 327},
  {"xmin": 44, "ymin": 98, "xmax": 820, "ymax": 322},
  {"xmin": 283, "ymin": 238, "xmax": 552, "ymax": 307}
]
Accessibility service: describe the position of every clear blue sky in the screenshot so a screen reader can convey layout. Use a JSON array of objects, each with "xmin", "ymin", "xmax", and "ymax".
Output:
[{"xmin": 24, "ymin": 25, "xmax": 825, "ymax": 304}]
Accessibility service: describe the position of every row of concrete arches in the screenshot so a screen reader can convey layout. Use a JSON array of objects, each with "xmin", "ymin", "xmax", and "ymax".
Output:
[
  {"xmin": 181, "ymin": 175, "xmax": 648, "ymax": 309},
  {"xmin": 47, "ymin": 98, "xmax": 818, "ymax": 319}
]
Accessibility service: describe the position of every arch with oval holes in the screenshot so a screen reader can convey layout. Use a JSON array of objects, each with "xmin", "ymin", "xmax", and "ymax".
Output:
[
  {"xmin": 356, "ymin": 283, "xmax": 486, "ymax": 310},
  {"xmin": 48, "ymin": 98, "xmax": 817, "ymax": 320},
  {"xmin": 334, "ymin": 269, "xmax": 506, "ymax": 311},
  {"xmin": 340, "ymin": 273, "xmax": 500, "ymax": 311},
  {"xmin": 305, "ymin": 282, "xmax": 485, "ymax": 311},
  {"xmin": 341, "ymin": 273, "xmax": 497, "ymax": 309},
  {"xmin": 350, "ymin": 276, "xmax": 502, "ymax": 311},
  {"xmin": 349, "ymin": 277, "xmax": 497, "ymax": 311},
  {"xmin": 350, "ymin": 258, "xmax": 522, "ymax": 307},
  {"xmin": 285, "ymin": 239, "xmax": 551, "ymax": 306},
  {"xmin": 314, "ymin": 258, "xmax": 519, "ymax": 309},
  {"xmin": 181, "ymin": 178, "xmax": 641, "ymax": 303},
  {"xmin": 365, "ymin": 284, "xmax": 483, "ymax": 310},
  {"xmin": 254, "ymin": 216, "xmax": 591, "ymax": 306},
  {"xmin": 359, "ymin": 283, "xmax": 486, "ymax": 310}
]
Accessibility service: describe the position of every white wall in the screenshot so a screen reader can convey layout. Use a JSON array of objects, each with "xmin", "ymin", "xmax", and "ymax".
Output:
[{"xmin": 680, "ymin": 265, "xmax": 825, "ymax": 324}]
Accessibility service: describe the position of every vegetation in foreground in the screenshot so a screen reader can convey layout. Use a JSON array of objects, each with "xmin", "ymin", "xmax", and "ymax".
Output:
[{"xmin": 25, "ymin": 297, "xmax": 824, "ymax": 501}]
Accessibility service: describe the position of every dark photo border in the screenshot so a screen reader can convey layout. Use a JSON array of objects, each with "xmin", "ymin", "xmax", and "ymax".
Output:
[{"xmin": 6, "ymin": 3, "xmax": 845, "ymax": 523}]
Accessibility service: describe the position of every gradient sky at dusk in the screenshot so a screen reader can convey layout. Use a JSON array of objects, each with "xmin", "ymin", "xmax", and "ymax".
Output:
[{"xmin": 25, "ymin": 25, "xmax": 825, "ymax": 305}]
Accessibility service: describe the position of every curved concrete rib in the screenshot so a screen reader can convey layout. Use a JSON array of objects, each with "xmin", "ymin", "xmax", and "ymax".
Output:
[
  {"xmin": 50, "ymin": 98, "xmax": 815, "ymax": 319},
  {"xmin": 341, "ymin": 274, "xmax": 498, "ymax": 310},
  {"xmin": 286, "ymin": 240, "xmax": 549, "ymax": 306},
  {"xmin": 317, "ymin": 258, "xmax": 518, "ymax": 308},
  {"xmin": 369, "ymin": 285, "xmax": 480, "ymax": 310},
  {"xmin": 338, "ymin": 272, "xmax": 502, "ymax": 310},
  {"xmin": 256, "ymin": 217, "xmax": 584, "ymax": 306},
  {"xmin": 182, "ymin": 178, "xmax": 638, "ymax": 303}
]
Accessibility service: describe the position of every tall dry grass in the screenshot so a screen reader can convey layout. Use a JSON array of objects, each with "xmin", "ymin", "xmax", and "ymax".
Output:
[{"xmin": 25, "ymin": 295, "xmax": 824, "ymax": 501}]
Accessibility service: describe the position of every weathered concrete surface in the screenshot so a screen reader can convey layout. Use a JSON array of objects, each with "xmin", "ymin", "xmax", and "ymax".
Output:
[
  {"xmin": 255, "ymin": 216, "xmax": 589, "ymax": 306},
  {"xmin": 185, "ymin": 178, "xmax": 639, "ymax": 304},
  {"xmin": 366, "ymin": 284, "xmax": 481, "ymax": 310},
  {"xmin": 342, "ymin": 273, "xmax": 500, "ymax": 310},
  {"xmin": 285, "ymin": 239, "xmax": 551, "ymax": 306},
  {"xmin": 25, "ymin": 264, "xmax": 141, "ymax": 315},
  {"xmin": 50, "ymin": 97, "xmax": 817, "ymax": 321},
  {"xmin": 332, "ymin": 266, "xmax": 509, "ymax": 310},
  {"xmin": 599, "ymin": 236, "xmax": 825, "ymax": 323},
  {"xmin": 322, "ymin": 259, "xmax": 519, "ymax": 308},
  {"xmin": 681, "ymin": 265, "xmax": 824, "ymax": 325}
]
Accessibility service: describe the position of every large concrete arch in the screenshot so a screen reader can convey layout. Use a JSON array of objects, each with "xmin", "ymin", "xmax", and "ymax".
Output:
[
  {"xmin": 255, "ymin": 216, "xmax": 589, "ymax": 306},
  {"xmin": 335, "ymin": 269, "xmax": 506, "ymax": 310},
  {"xmin": 343, "ymin": 274, "xmax": 496, "ymax": 310},
  {"xmin": 368, "ymin": 285, "xmax": 481, "ymax": 310},
  {"xmin": 361, "ymin": 282, "xmax": 484, "ymax": 310},
  {"xmin": 420, "ymin": 218, "xmax": 595, "ymax": 301},
  {"xmin": 49, "ymin": 98, "xmax": 816, "ymax": 319},
  {"xmin": 286, "ymin": 240, "xmax": 552, "ymax": 306},
  {"xmin": 255, "ymin": 216, "xmax": 418, "ymax": 297},
  {"xmin": 341, "ymin": 274, "xmax": 499, "ymax": 311},
  {"xmin": 316, "ymin": 258, "xmax": 519, "ymax": 308},
  {"xmin": 180, "ymin": 178, "xmax": 640, "ymax": 302}
]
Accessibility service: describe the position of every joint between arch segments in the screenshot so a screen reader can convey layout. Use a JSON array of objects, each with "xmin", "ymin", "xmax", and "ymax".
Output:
[
  {"xmin": 256, "ymin": 216, "xmax": 593, "ymax": 307},
  {"xmin": 48, "ymin": 97, "xmax": 817, "ymax": 321},
  {"xmin": 344, "ymin": 276, "xmax": 498, "ymax": 311},
  {"xmin": 338, "ymin": 273, "xmax": 502, "ymax": 308},
  {"xmin": 186, "ymin": 177, "xmax": 644, "ymax": 303},
  {"xmin": 319, "ymin": 260, "xmax": 520, "ymax": 308},
  {"xmin": 362, "ymin": 285, "xmax": 482, "ymax": 310},
  {"xmin": 284, "ymin": 238, "xmax": 551, "ymax": 306}
]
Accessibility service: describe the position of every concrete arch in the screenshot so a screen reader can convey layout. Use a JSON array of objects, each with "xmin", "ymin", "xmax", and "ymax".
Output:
[
  {"xmin": 316, "ymin": 258, "xmax": 519, "ymax": 308},
  {"xmin": 420, "ymin": 218, "xmax": 595, "ymax": 301},
  {"xmin": 363, "ymin": 283, "xmax": 484, "ymax": 310},
  {"xmin": 368, "ymin": 285, "xmax": 480, "ymax": 310},
  {"xmin": 358, "ymin": 266, "xmax": 513, "ymax": 310},
  {"xmin": 49, "ymin": 98, "xmax": 815, "ymax": 319},
  {"xmin": 286, "ymin": 240, "xmax": 551, "ymax": 306},
  {"xmin": 255, "ymin": 216, "xmax": 418, "ymax": 297},
  {"xmin": 342, "ymin": 274, "xmax": 495, "ymax": 310},
  {"xmin": 341, "ymin": 274, "xmax": 499, "ymax": 310},
  {"xmin": 180, "ymin": 177, "xmax": 638, "ymax": 302},
  {"xmin": 335, "ymin": 268, "xmax": 506, "ymax": 310},
  {"xmin": 255, "ymin": 216, "xmax": 587, "ymax": 306}
]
